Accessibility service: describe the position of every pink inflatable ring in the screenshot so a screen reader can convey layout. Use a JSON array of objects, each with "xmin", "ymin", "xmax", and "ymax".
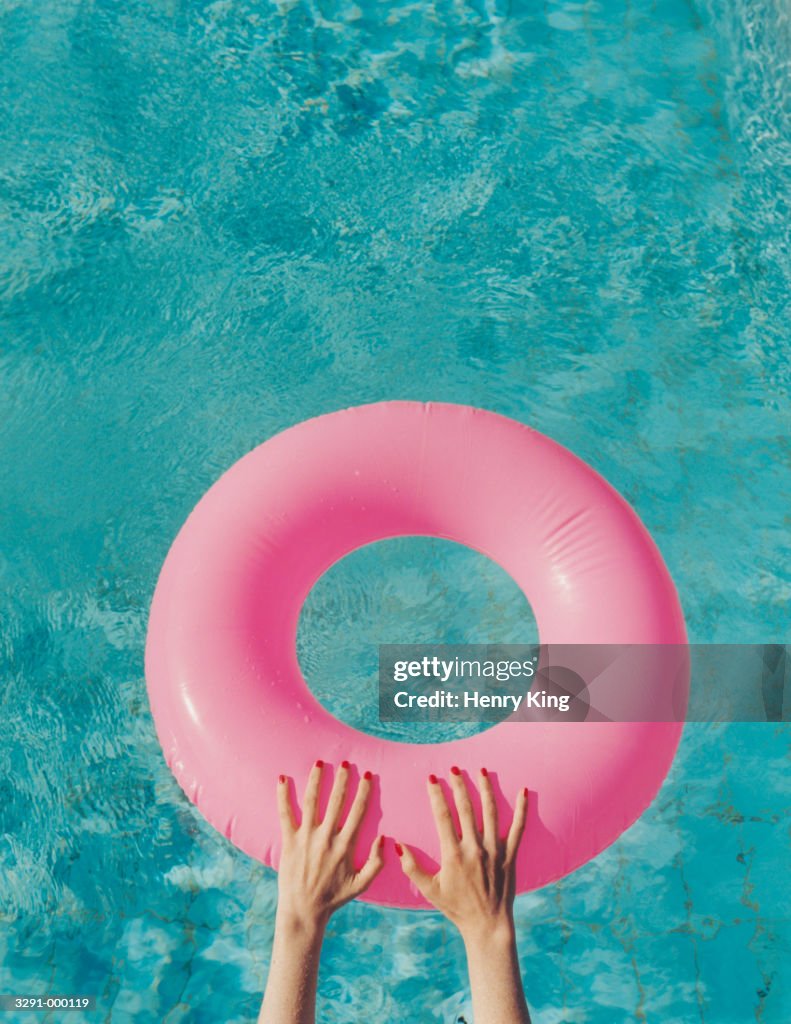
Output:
[{"xmin": 145, "ymin": 401, "xmax": 686, "ymax": 908}]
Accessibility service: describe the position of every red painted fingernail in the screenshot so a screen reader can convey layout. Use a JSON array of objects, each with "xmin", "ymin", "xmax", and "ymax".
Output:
[
  {"xmin": 278, "ymin": 774, "xmax": 286, "ymax": 784},
  {"xmin": 341, "ymin": 760, "xmax": 350, "ymax": 769},
  {"xmin": 480, "ymin": 767, "xmax": 488, "ymax": 777},
  {"xmin": 523, "ymin": 787, "xmax": 529, "ymax": 797},
  {"xmin": 315, "ymin": 759, "xmax": 324, "ymax": 768},
  {"xmin": 364, "ymin": 770, "xmax": 373, "ymax": 781},
  {"xmin": 451, "ymin": 765, "xmax": 461, "ymax": 776},
  {"xmin": 395, "ymin": 842, "xmax": 404, "ymax": 857},
  {"xmin": 428, "ymin": 773, "xmax": 438, "ymax": 784},
  {"xmin": 377, "ymin": 835, "xmax": 384, "ymax": 849}
]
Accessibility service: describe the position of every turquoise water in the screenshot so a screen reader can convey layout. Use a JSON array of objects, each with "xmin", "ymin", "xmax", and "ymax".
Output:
[{"xmin": 1, "ymin": 0, "xmax": 789, "ymax": 1021}]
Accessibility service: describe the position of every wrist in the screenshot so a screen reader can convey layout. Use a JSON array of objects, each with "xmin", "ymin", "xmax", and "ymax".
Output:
[
  {"xmin": 460, "ymin": 913, "xmax": 516, "ymax": 954},
  {"xmin": 274, "ymin": 903, "xmax": 329, "ymax": 944}
]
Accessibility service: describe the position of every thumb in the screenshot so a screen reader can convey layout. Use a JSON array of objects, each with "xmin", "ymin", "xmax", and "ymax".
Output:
[
  {"xmin": 396, "ymin": 842, "xmax": 436, "ymax": 902},
  {"xmin": 348, "ymin": 834, "xmax": 385, "ymax": 898}
]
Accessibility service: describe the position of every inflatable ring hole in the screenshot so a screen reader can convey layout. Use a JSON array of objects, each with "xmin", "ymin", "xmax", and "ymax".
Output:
[{"xmin": 296, "ymin": 536, "xmax": 539, "ymax": 743}]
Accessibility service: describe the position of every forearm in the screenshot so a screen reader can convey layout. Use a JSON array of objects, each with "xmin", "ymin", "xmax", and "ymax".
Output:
[
  {"xmin": 258, "ymin": 909, "xmax": 327, "ymax": 1024},
  {"xmin": 462, "ymin": 919, "xmax": 531, "ymax": 1024}
]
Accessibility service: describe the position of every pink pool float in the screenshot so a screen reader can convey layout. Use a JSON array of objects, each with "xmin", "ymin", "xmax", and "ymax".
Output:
[{"xmin": 145, "ymin": 401, "xmax": 687, "ymax": 908}]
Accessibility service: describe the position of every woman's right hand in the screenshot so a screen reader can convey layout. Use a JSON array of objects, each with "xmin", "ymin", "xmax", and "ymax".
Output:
[
  {"xmin": 395, "ymin": 767, "xmax": 528, "ymax": 943},
  {"xmin": 395, "ymin": 768, "xmax": 532, "ymax": 1024}
]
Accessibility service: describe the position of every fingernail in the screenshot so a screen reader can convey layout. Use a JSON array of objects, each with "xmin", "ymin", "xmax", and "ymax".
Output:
[
  {"xmin": 278, "ymin": 774, "xmax": 286, "ymax": 784},
  {"xmin": 451, "ymin": 765, "xmax": 461, "ymax": 776},
  {"xmin": 523, "ymin": 787, "xmax": 529, "ymax": 798},
  {"xmin": 364, "ymin": 770, "xmax": 373, "ymax": 781},
  {"xmin": 377, "ymin": 835, "xmax": 384, "ymax": 849},
  {"xmin": 428, "ymin": 773, "xmax": 438, "ymax": 784},
  {"xmin": 341, "ymin": 759, "xmax": 350, "ymax": 769},
  {"xmin": 315, "ymin": 759, "xmax": 324, "ymax": 768},
  {"xmin": 395, "ymin": 842, "xmax": 404, "ymax": 857},
  {"xmin": 480, "ymin": 767, "xmax": 488, "ymax": 777}
]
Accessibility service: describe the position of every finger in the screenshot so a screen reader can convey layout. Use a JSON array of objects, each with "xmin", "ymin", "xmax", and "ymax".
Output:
[
  {"xmin": 505, "ymin": 787, "xmax": 529, "ymax": 862},
  {"xmin": 478, "ymin": 767, "xmax": 498, "ymax": 853},
  {"xmin": 427, "ymin": 775, "xmax": 459, "ymax": 851},
  {"xmin": 322, "ymin": 760, "xmax": 351, "ymax": 832},
  {"xmin": 348, "ymin": 835, "xmax": 385, "ymax": 897},
  {"xmin": 301, "ymin": 759, "xmax": 324, "ymax": 829},
  {"xmin": 338, "ymin": 770, "xmax": 373, "ymax": 844},
  {"xmin": 396, "ymin": 842, "xmax": 435, "ymax": 902},
  {"xmin": 276, "ymin": 774, "xmax": 297, "ymax": 835},
  {"xmin": 448, "ymin": 766, "xmax": 478, "ymax": 843}
]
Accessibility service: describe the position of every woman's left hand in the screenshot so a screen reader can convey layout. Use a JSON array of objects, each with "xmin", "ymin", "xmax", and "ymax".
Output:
[
  {"xmin": 275, "ymin": 760, "xmax": 384, "ymax": 933},
  {"xmin": 259, "ymin": 761, "xmax": 384, "ymax": 1024}
]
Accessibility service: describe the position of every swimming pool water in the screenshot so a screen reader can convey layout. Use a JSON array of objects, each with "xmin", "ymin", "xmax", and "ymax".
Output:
[{"xmin": 1, "ymin": 0, "xmax": 789, "ymax": 1021}]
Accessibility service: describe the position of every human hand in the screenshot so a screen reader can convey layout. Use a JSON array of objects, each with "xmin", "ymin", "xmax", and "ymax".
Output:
[
  {"xmin": 395, "ymin": 767, "xmax": 528, "ymax": 946},
  {"xmin": 275, "ymin": 760, "xmax": 384, "ymax": 935},
  {"xmin": 260, "ymin": 761, "xmax": 384, "ymax": 1024}
]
